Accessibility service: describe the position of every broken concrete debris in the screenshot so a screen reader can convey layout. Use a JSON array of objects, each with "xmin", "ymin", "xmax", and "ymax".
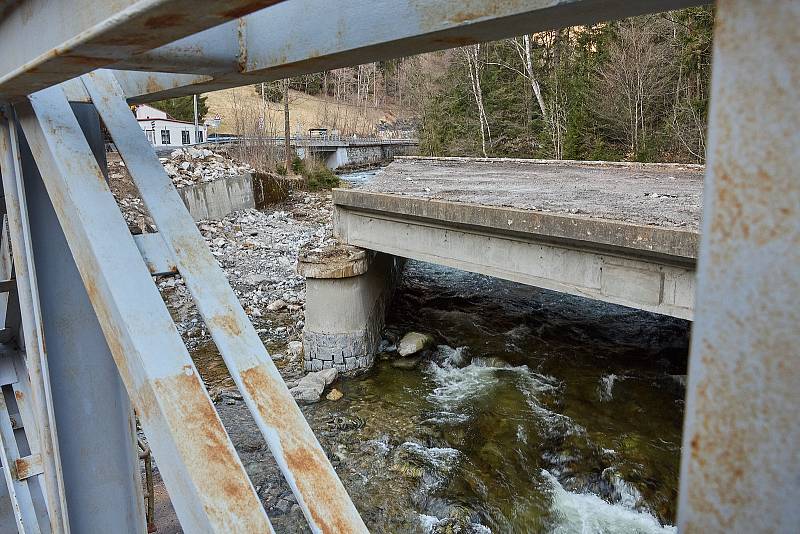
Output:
[
  {"xmin": 289, "ymin": 367, "xmax": 338, "ymax": 404},
  {"xmin": 162, "ymin": 147, "xmax": 253, "ymax": 188}
]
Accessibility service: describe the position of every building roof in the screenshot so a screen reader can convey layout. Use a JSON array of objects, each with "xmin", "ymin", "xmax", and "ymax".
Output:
[{"xmin": 137, "ymin": 117, "xmax": 203, "ymax": 126}]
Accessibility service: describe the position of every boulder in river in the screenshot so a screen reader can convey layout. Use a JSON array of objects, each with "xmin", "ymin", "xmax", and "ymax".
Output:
[
  {"xmin": 397, "ymin": 332, "xmax": 434, "ymax": 356},
  {"xmin": 391, "ymin": 356, "xmax": 421, "ymax": 370}
]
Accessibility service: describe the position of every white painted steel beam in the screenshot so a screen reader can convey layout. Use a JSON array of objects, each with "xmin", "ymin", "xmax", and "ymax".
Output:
[
  {"xmin": 677, "ymin": 1, "xmax": 800, "ymax": 531},
  {"xmin": 15, "ymin": 85, "xmax": 274, "ymax": 533},
  {"xmin": 84, "ymin": 69, "xmax": 368, "ymax": 534},
  {"xmin": 93, "ymin": 0, "xmax": 707, "ymax": 102},
  {"xmin": 0, "ymin": 0, "xmax": 284, "ymax": 101}
]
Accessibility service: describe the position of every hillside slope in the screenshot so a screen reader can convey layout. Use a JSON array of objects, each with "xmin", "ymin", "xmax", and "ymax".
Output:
[{"xmin": 204, "ymin": 87, "xmax": 403, "ymax": 136}]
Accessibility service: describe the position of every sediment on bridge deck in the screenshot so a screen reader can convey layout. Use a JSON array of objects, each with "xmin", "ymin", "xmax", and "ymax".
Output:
[{"xmin": 332, "ymin": 157, "xmax": 704, "ymax": 321}]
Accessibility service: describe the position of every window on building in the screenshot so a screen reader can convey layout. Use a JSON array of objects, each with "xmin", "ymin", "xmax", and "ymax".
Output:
[
  {"xmin": 161, "ymin": 129, "xmax": 170, "ymax": 145},
  {"xmin": 182, "ymin": 130, "xmax": 190, "ymax": 145},
  {"xmin": 197, "ymin": 131, "xmax": 204, "ymax": 143}
]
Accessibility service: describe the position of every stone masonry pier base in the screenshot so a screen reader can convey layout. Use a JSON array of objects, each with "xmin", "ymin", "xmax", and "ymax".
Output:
[{"xmin": 298, "ymin": 244, "xmax": 403, "ymax": 373}]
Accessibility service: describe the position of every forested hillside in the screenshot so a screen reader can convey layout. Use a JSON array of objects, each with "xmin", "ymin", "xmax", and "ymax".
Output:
[
  {"xmin": 419, "ymin": 7, "xmax": 713, "ymax": 163},
  {"xmin": 170, "ymin": 7, "xmax": 713, "ymax": 165}
]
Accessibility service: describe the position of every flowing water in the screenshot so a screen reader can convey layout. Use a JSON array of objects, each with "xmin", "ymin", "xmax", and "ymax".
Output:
[
  {"xmin": 297, "ymin": 261, "xmax": 689, "ymax": 533},
  {"xmin": 191, "ymin": 169, "xmax": 690, "ymax": 533}
]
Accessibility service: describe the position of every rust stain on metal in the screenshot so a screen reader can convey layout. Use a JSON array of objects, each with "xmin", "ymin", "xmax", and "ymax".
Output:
[
  {"xmin": 143, "ymin": 13, "xmax": 189, "ymax": 30},
  {"xmin": 240, "ymin": 365, "xmax": 357, "ymax": 533},
  {"xmin": 448, "ymin": 0, "xmax": 528, "ymax": 24},
  {"xmin": 144, "ymin": 76, "xmax": 166, "ymax": 96},
  {"xmin": 14, "ymin": 390, "xmax": 23, "ymax": 401},
  {"xmin": 237, "ymin": 18, "xmax": 248, "ymax": 73},
  {"xmin": 221, "ymin": 1, "xmax": 282, "ymax": 19},
  {"xmin": 432, "ymin": 35, "xmax": 480, "ymax": 47},
  {"xmin": 14, "ymin": 456, "xmax": 36, "ymax": 479},
  {"xmin": 413, "ymin": 0, "xmax": 527, "ymax": 31},
  {"xmin": 137, "ymin": 370, "xmax": 270, "ymax": 530},
  {"xmin": 64, "ymin": 55, "xmax": 106, "ymax": 67},
  {"xmin": 208, "ymin": 314, "xmax": 242, "ymax": 337}
]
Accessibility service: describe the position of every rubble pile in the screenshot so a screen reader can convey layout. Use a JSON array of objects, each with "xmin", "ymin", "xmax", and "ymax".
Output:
[
  {"xmin": 159, "ymin": 192, "xmax": 337, "ymax": 371},
  {"xmin": 162, "ymin": 147, "xmax": 253, "ymax": 188}
]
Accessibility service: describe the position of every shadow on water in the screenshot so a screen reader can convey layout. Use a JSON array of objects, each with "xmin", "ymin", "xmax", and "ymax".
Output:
[
  {"xmin": 302, "ymin": 261, "xmax": 689, "ymax": 533},
  {"xmin": 190, "ymin": 257, "xmax": 689, "ymax": 533}
]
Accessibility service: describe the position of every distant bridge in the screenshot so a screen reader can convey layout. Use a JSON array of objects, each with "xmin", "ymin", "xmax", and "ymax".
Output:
[{"xmin": 200, "ymin": 134, "xmax": 419, "ymax": 169}]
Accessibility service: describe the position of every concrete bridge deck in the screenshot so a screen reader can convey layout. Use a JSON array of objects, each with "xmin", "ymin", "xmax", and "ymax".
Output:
[{"xmin": 332, "ymin": 157, "xmax": 704, "ymax": 320}]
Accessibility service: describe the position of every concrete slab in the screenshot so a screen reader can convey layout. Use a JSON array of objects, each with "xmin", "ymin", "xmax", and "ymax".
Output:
[
  {"xmin": 354, "ymin": 156, "xmax": 704, "ymax": 231},
  {"xmin": 332, "ymin": 157, "xmax": 703, "ymax": 319}
]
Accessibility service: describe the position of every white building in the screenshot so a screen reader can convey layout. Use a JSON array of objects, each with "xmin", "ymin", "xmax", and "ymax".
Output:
[{"xmin": 134, "ymin": 104, "xmax": 208, "ymax": 147}]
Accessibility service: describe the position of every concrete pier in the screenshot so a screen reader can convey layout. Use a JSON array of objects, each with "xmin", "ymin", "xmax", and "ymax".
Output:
[{"xmin": 298, "ymin": 244, "xmax": 403, "ymax": 373}]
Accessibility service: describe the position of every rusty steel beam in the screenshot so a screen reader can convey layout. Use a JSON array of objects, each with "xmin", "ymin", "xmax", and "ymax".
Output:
[
  {"xmin": 84, "ymin": 69, "xmax": 369, "ymax": 534},
  {"xmin": 677, "ymin": 0, "xmax": 800, "ymax": 531},
  {"xmin": 0, "ymin": 0, "xmax": 284, "ymax": 101},
  {"xmin": 15, "ymin": 84, "xmax": 274, "ymax": 533},
  {"xmin": 76, "ymin": 0, "xmax": 708, "ymax": 102}
]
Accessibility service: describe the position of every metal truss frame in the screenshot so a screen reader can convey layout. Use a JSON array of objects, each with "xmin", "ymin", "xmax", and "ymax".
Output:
[{"xmin": 0, "ymin": 0, "xmax": 796, "ymax": 532}]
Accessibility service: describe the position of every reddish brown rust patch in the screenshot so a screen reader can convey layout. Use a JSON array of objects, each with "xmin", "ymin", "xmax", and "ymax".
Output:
[
  {"xmin": 145, "ymin": 371, "xmax": 270, "ymax": 530},
  {"xmin": 209, "ymin": 314, "xmax": 242, "ymax": 337},
  {"xmin": 14, "ymin": 390, "xmax": 23, "ymax": 401},
  {"xmin": 432, "ymin": 35, "xmax": 480, "ymax": 47},
  {"xmin": 14, "ymin": 456, "xmax": 38, "ymax": 480},
  {"xmin": 65, "ymin": 55, "xmax": 105, "ymax": 67},
  {"xmin": 143, "ymin": 13, "xmax": 189, "ymax": 30},
  {"xmin": 222, "ymin": 1, "xmax": 282, "ymax": 19},
  {"xmin": 240, "ymin": 365, "xmax": 364, "ymax": 533}
]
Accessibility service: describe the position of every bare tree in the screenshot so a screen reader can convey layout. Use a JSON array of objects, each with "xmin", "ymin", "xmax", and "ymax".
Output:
[
  {"xmin": 461, "ymin": 44, "xmax": 491, "ymax": 157},
  {"xmin": 592, "ymin": 17, "xmax": 676, "ymax": 156},
  {"xmin": 283, "ymin": 79, "xmax": 291, "ymax": 173},
  {"xmin": 512, "ymin": 35, "xmax": 554, "ymax": 154}
]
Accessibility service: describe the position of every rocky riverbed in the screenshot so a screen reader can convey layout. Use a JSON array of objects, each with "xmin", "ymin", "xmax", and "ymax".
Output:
[{"xmin": 110, "ymin": 164, "xmax": 689, "ymax": 533}]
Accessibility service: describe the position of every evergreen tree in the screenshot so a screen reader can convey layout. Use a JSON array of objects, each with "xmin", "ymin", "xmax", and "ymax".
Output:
[
  {"xmin": 419, "ymin": 7, "xmax": 714, "ymax": 163},
  {"xmin": 150, "ymin": 95, "xmax": 208, "ymax": 122}
]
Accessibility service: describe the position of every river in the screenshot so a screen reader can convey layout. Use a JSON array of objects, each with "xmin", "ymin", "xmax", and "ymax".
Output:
[
  {"xmin": 301, "ymin": 170, "xmax": 690, "ymax": 533},
  {"xmin": 181, "ymin": 168, "xmax": 690, "ymax": 533},
  {"xmin": 296, "ymin": 259, "xmax": 689, "ymax": 533}
]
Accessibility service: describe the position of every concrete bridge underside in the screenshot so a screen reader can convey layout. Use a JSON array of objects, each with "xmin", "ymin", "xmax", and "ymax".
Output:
[{"xmin": 301, "ymin": 157, "xmax": 703, "ymax": 372}]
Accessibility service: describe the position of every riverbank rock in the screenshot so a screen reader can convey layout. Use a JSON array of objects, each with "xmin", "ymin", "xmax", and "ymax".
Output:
[
  {"xmin": 164, "ymin": 147, "xmax": 253, "ymax": 188},
  {"xmin": 289, "ymin": 367, "xmax": 338, "ymax": 404},
  {"xmin": 267, "ymin": 299, "xmax": 287, "ymax": 312},
  {"xmin": 397, "ymin": 332, "xmax": 435, "ymax": 356},
  {"xmin": 391, "ymin": 356, "xmax": 421, "ymax": 370},
  {"xmin": 287, "ymin": 340, "xmax": 304, "ymax": 358},
  {"xmin": 326, "ymin": 388, "xmax": 343, "ymax": 401}
]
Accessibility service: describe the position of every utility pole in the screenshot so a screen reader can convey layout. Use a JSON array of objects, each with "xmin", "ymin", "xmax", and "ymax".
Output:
[
  {"xmin": 260, "ymin": 81, "xmax": 266, "ymax": 133},
  {"xmin": 284, "ymin": 79, "xmax": 291, "ymax": 175},
  {"xmin": 193, "ymin": 94, "xmax": 199, "ymax": 143}
]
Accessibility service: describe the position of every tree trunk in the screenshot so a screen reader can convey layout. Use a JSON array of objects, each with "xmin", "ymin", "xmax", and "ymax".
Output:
[
  {"xmin": 464, "ymin": 45, "xmax": 491, "ymax": 157},
  {"xmin": 283, "ymin": 79, "xmax": 291, "ymax": 174}
]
